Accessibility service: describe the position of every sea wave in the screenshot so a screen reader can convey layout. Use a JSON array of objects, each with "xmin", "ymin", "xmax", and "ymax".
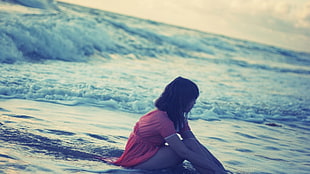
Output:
[
  {"xmin": 0, "ymin": 10, "xmax": 113, "ymax": 62},
  {"xmin": 15, "ymin": 0, "xmax": 58, "ymax": 9},
  {"xmin": 0, "ymin": 73, "xmax": 308, "ymax": 124},
  {"xmin": 1, "ymin": 1, "xmax": 309, "ymax": 72}
]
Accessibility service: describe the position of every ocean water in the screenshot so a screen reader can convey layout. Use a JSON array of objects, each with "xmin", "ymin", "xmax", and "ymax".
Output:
[{"xmin": 1, "ymin": 0, "xmax": 310, "ymax": 173}]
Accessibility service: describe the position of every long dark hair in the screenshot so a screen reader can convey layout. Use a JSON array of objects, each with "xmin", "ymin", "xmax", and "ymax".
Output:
[{"xmin": 155, "ymin": 77, "xmax": 199, "ymax": 129}]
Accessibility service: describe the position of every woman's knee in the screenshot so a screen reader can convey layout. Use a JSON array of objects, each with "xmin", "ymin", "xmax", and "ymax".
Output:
[{"xmin": 157, "ymin": 147, "xmax": 184, "ymax": 165}]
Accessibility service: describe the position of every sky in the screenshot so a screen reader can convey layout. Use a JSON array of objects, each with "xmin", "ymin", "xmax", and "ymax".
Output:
[{"xmin": 59, "ymin": 0, "xmax": 310, "ymax": 53}]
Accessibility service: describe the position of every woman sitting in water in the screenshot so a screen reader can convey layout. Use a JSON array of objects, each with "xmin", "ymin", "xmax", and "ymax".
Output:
[{"xmin": 110, "ymin": 77, "xmax": 227, "ymax": 174}]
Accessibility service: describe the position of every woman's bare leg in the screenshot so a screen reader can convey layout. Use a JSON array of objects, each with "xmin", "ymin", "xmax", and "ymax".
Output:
[
  {"xmin": 133, "ymin": 140, "xmax": 225, "ymax": 173},
  {"xmin": 133, "ymin": 146, "xmax": 184, "ymax": 170}
]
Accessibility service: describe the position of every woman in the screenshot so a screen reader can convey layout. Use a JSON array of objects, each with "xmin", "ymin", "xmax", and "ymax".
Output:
[{"xmin": 111, "ymin": 77, "xmax": 226, "ymax": 174}]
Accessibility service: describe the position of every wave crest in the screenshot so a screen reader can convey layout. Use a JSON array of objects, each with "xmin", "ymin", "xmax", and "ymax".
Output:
[
  {"xmin": 0, "ymin": 11, "xmax": 114, "ymax": 63},
  {"xmin": 15, "ymin": 0, "xmax": 58, "ymax": 9}
]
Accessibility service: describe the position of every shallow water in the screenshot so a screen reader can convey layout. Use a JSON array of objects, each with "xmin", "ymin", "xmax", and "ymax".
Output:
[
  {"xmin": 1, "ymin": 99, "xmax": 310, "ymax": 174},
  {"xmin": 1, "ymin": 0, "xmax": 310, "ymax": 173}
]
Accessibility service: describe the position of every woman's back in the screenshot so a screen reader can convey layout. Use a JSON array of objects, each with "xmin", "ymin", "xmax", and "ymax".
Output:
[{"xmin": 134, "ymin": 110, "xmax": 175, "ymax": 145}]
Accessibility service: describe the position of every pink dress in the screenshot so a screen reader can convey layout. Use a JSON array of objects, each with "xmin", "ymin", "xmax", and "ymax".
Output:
[{"xmin": 112, "ymin": 109, "xmax": 190, "ymax": 167}]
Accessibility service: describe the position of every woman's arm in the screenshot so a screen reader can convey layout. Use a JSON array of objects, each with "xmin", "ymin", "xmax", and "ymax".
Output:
[
  {"xmin": 180, "ymin": 130, "xmax": 196, "ymax": 139},
  {"xmin": 165, "ymin": 134, "xmax": 226, "ymax": 174},
  {"xmin": 180, "ymin": 130, "xmax": 225, "ymax": 170}
]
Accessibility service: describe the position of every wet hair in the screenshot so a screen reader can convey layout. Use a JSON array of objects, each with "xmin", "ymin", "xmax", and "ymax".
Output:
[{"xmin": 155, "ymin": 77, "xmax": 199, "ymax": 129}]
